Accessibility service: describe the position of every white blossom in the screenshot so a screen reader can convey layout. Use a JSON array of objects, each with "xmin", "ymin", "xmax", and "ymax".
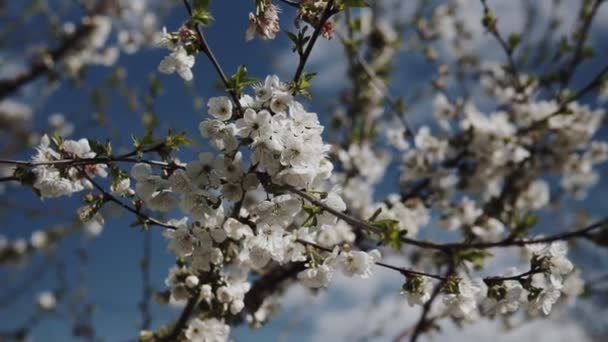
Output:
[
  {"xmin": 158, "ymin": 46, "xmax": 195, "ymax": 81},
  {"xmin": 335, "ymin": 250, "xmax": 381, "ymax": 279},
  {"xmin": 37, "ymin": 291, "xmax": 57, "ymax": 311},
  {"xmin": 207, "ymin": 96, "xmax": 233, "ymax": 121},
  {"xmin": 185, "ymin": 318, "xmax": 230, "ymax": 342}
]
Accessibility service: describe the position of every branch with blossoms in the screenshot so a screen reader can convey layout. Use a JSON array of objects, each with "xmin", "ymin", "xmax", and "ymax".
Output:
[
  {"xmin": 4, "ymin": 153, "xmax": 605, "ymax": 251},
  {"xmin": 0, "ymin": 125, "xmax": 606, "ymax": 341},
  {"xmin": 0, "ymin": 0, "xmax": 117, "ymax": 100},
  {"xmin": 3, "ymin": 0, "xmax": 608, "ymax": 342}
]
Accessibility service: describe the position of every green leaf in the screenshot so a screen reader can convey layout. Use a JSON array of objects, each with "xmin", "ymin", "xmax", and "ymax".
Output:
[
  {"xmin": 303, "ymin": 204, "xmax": 323, "ymax": 216},
  {"xmin": 507, "ymin": 33, "xmax": 521, "ymax": 51},
  {"xmin": 481, "ymin": 9, "xmax": 497, "ymax": 30},
  {"xmin": 285, "ymin": 31, "xmax": 298, "ymax": 44},
  {"xmin": 581, "ymin": 45, "xmax": 595, "ymax": 59},
  {"xmin": 521, "ymin": 214, "xmax": 538, "ymax": 229},
  {"xmin": 229, "ymin": 65, "xmax": 258, "ymax": 95},
  {"xmin": 165, "ymin": 131, "xmax": 191, "ymax": 151},
  {"xmin": 191, "ymin": 0, "xmax": 214, "ymax": 27},
  {"xmin": 293, "ymin": 71, "xmax": 317, "ymax": 98},
  {"xmin": 458, "ymin": 248, "xmax": 493, "ymax": 269},
  {"xmin": 149, "ymin": 75, "xmax": 163, "ymax": 97},
  {"xmin": 50, "ymin": 133, "xmax": 63, "ymax": 149},
  {"xmin": 110, "ymin": 165, "xmax": 129, "ymax": 192},
  {"xmin": 285, "ymin": 28, "xmax": 312, "ymax": 55},
  {"xmin": 191, "ymin": 8, "xmax": 214, "ymax": 26},
  {"xmin": 348, "ymin": 18, "xmax": 361, "ymax": 32},
  {"xmin": 131, "ymin": 134, "xmax": 142, "ymax": 150},
  {"xmin": 371, "ymin": 218, "xmax": 406, "ymax": 251},
  {"xmin": 89, "ymin": 139, "xmax": 112, "ymax": 157}
]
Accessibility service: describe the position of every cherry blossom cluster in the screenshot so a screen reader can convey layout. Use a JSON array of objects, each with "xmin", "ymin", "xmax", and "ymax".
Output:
[
  {"xmin": 156, "ymin": 26, "xmax": 198, "ymax": 81},
  {"xmin": 125, "ymin": 75, "xmax": 384, "ymax": 340},
  {"xmin": 246, "ymin": 0, "xmax": 282, "ymax": 41},
  {"xmin": 246, "ymin": 0, "xmax": 335, "ymax": 41},
  {"xmin": 32, "ymin": 135, "xmax": 108, "ymax": 198},
  {"xmin": 5, "ymin": 1, "xmax": 608, "ymax": 341},
  {"xmin": 60, "ymin": 1, "xmax": 166, "ymax": 75},
  {"xmin": 317, "ymin": 3, "xmax": 605, "ymax": 332},
  {"xmin": 401, "ymin": 240, "xmax": 584, "ymax": 322},
  {"xmin": 415, "ymin": 68, "xmax": 608, "ymax": 228}
]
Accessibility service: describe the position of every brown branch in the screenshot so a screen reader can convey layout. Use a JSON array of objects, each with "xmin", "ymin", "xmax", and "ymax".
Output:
[
  {"xmin": 286, "ymin": 185, "xmax": 607, "ymax": 251},
  {"xmin": 3, "ymin": 155, "xmax": 605, "ymax": 251},
  {"xmin": 409, "ymin": 263, "xmax": 455, "ymax": 342},
  {"xmin": 0, "ymin": 0, "xmax": 114, "ymax": 100},
  {"xmin": 182, "ymin": 0, "xmax": 244, "ymax": 115},
  {"xmin": 520, "ymin": 62, "xmax": 608, "ymax": 134},
  {"xmin": 161, "ymin": 297, "xmax": 198, "ymax": 342},
  {"xmin": 557, "ymin": 0, "xmax": 604, "ymax": 92},
  {"xmin": 139, "ymin": 228, "xmax": 153, "ymax": 330},
  {"xmin": 479, "ymin": 0, "xmax": 524, "ymax": 92},
  {"xmin": 244, "ymin": 262, "xmax": 306, "ymax": 314},
  {"xmin": 296, "ymin": 238, "xmax": 445, "ymax": 280},
  {"xmin": 0, "ymin": 176, "xmax": 17, "ymax": 182},
  {"xmin": 336, "ymin": 31, "xmax": 415, "ymax": 138},
  {"xmin": 292, "ymin": 0, "xmax": 336, "ymax": 88},
  {"xmin": 0, "ymin": 142, "xmax": 174, "ymax": 169},
  {"xmin": 80, "ymin": 170, "xmax": 177, "ymax": 230},
  {"xmin": 483, "ymin": 267, "xmax": 540, "ymax": 283},
  {"xmin": 285, "ymin": 186, "xmax": 448, "ymax": 251}
]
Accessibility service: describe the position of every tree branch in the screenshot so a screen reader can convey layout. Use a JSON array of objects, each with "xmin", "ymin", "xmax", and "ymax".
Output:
[
  {"xmin": 285, "ymin": 185, "xmax": 607, "ymax": 251},
  {"xmin": 182, "ymin": 0, "xmax": 244, "ymax": 115},
  {"xmin": 409, "ymin": 263, "xmax": 455, "ymax": 342},
  {"xmin": 557, "ymin": 0, "xmax": 605, "ymax": 92},
  {"xmin": 292, "ymin": 0, "xmax": 336, "ymax": 87},
  {"xmin": 479, "ymin": 0, "xmax": 524, "ymax": 92},
  {"xmin": 161, "ymin": 297, "xmax": 198, "ymax": 341},
  {"xmin": 0, "ymin": 0, "xmax": 114, "ymax": 100},
  {"xmin": 80, "ymin": 170, "xmax": 177, "ymax": 230}
]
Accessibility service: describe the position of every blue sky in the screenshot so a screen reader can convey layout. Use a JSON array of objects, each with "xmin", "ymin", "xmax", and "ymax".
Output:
[{"xmin": 1, "ymin": 1, "xmax": 608, "ymax": 341}]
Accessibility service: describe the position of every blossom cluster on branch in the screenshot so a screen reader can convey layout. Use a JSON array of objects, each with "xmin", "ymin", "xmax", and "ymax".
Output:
[{"xmin": 1, "ymin": 0, "xmax": 608, "ymax": 341}]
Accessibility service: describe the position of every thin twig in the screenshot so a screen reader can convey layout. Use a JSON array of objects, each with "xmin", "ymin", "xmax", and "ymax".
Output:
[
  {"xmin": 161, "ymin": 297, "xmax": 198, "ymax": 342},
  {"xmin": 479, "ymin": 0, "xmax": 524, "ymax": 92},
  {"xmin": 0, "ymin": 0, "xmax": 114, "ymax": 100},
  {"xmin": 182, "ymin": 0, "xmax": 244, "ymax": 114},
  {"xmin": 292, "ymin": 0, "xmax": 336, "ymax": 87},
  {"xmin": 140, "ymin": 228, "xmax": 153, "ymax": 330},
  {"xmin": 286, "ymin": 186, "xmax": 447, "ymax": 251},
  {"xmin": 296, "ymin": 238, "xmax": 445, "ymax": 280},
  {"xmin": 520, "ymin": 62, "xmax": 608, "ymax": 134},
  {"xmin": 286, "ymin": 185, "xmax": 606, "ymax": 251},
  {"xmin": 409, "ymin": 262, "xmax": 455, "ymax": 342},
  {"xmin": 81, "ymin": 170, "xmax": 177, "ymax": 229},
  {"xmin": 336, "ymin": 31, "xmax": 415, "ymax": 137},
  {"xmin": 2, "ymin": 155, "xmax": 605, "ymax": 251},
  {"xmin": 557, "ymin": 0, "xmax": 604, "ymax": 93}
]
